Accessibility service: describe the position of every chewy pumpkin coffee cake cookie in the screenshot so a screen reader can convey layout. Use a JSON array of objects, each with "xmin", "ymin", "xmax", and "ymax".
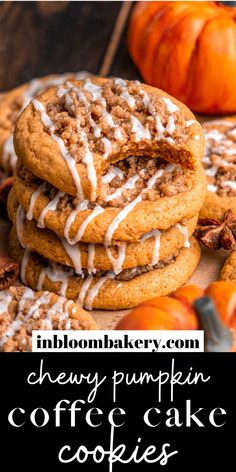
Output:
[
  {"xmin": 9, "ymin": 231, "xmax": 201, "ymax": 311},
  {"xmin": 8, "ymin": 77, "xmax": 205, "ymax": 309},
  {"xmin": 14, "ymin": 77, "xmax": 204, "ymax": 201},
  {"xmin": 14, "ymin": 157, "xmax": 205, "ymax": 243},
  {"xmin": 12, "ymin": 77, "xmax": 206, "ymax": 242},
  {"xmin": 0, "ymin": 70, "xmax": 89, "ymax": 173},
  {"xmin": 200, "ymin": 118, "xmax": 236, "ymax": 221},
  {"xmin": 0, "ymin": 285, "xmax": 98, "ymax": 352},
  {"xmin": 8, "ymin": 187, "xmax": 197, "ymax": 273}
]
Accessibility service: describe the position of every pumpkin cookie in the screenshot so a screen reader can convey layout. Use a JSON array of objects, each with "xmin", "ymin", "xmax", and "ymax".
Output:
[
  {"xmin": 220, "ymin": 251, "xmax": 236, "ymax": 284},
  {"xmin": 14, "ymin": 160, "xmax": 206, "ymax": 243},
  {"xmin": 200, "ymin": 118, "xmax": 236, "ymax": 221},
  {"xmin": 0, "ymin": 285, "xmax": 98, "ymax": 352},
  {"xmin": 0, "ymin": 71, "xmax": 89, "ymax": 173},
  {"xmin": 9, "ymin": 230, "xmax": 201, "ymax": 310},
  {"xmin": 8, "ymin": 187, "xmax": 197, "ymax": 273},
  {"xmin": 14, "ymin": 77, "xmax": 204, "ymax": 202}
]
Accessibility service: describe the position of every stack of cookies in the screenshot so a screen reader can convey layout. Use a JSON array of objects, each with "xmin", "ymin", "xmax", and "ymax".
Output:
[{"xmin": 8, "ymin": 77, "xmax": 206, "ymax": 310}]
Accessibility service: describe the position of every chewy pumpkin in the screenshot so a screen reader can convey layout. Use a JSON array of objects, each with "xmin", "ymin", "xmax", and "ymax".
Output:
[
  {"xmin": 128, "ymin": 1, "xmax": 236, "ymax": 114},
  {"xmin": 116, "ymin": 281, "xmax": 236, "ymax": 351}
]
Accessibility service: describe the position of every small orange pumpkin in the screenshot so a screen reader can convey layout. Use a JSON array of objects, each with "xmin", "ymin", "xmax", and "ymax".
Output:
[
  {"xmin": 128, "ymin": 1, "xmax": 236, "ymax": 114},
  {"xmin": 116, "ymin": 281, "xmax": 236, "ymax": 350}
]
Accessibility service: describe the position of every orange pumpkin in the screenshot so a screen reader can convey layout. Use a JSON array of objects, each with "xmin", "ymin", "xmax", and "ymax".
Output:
[
  {"xmin": 128, "ymin": 1, "xmax": 236, "ymax": 114},
  {"xmin": 116, "ymin": 281, "xmax": 236, "ymax": 350},
  {"xmin": 117, "ymin": 296, "xmax": 199, "ymax": 331}
]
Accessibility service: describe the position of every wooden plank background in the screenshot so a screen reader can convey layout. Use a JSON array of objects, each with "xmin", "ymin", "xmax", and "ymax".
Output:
[{"xmin": 0, "ymin": 1, "xmax": 139, "ymax": 91}]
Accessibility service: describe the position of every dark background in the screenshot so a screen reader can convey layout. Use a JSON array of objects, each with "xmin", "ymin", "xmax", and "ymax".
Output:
[{"xmin": 0, "ymin": 1, "xmax": 139, "ymax": 91}]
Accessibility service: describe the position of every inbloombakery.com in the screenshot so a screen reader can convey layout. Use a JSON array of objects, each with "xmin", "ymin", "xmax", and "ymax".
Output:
[{"xmin": 32, "ymin": 330, "xmax": 204, "ymax": 352}]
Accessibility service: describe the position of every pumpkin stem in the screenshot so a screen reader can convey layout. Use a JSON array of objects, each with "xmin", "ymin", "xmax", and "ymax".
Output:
[{"xmin": 193, "ymin": 296, "xmax": 233, "ymax": 352}]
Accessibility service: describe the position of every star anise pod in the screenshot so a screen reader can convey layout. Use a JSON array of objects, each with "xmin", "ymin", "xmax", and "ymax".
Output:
[{"xmin": 194, "ymin": 210, "xmax": 236, "ymax": 250}]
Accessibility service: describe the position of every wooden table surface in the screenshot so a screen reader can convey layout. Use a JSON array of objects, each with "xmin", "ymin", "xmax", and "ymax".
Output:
[{"xmin": 0, "ymin": 1, "xmax": 229, "ymax": 329}]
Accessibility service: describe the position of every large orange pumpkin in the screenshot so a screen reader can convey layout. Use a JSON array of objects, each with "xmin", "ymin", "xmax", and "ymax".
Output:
[{"xmin": 128, "ymin": 1, "xmax": 236, "ymax": 114}]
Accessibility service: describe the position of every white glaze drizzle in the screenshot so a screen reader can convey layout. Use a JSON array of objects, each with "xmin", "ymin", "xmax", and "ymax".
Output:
[
  {"xmin": 83, "ymin": 79, "xmax": 123, "ymax": 143},
  {"xmin": 147, "ymin": 164, "xmax": 177, "ymax": 189},
  {"xmin": 213, "ymin": 146, "xmax": 236, "ymax": 156},
  {"xmin": 114, "ymin": 78, "xmax": 136, "ymax": 110},
  {"xmin": 166, "ymin": 116, "xmax": 175, "ymax": 134},
  {"xmin": 139, "ymin": 89, "xmax": 177, "ymax": 143},
  {"xmin": 65, "ymin": 204, "xmax": 104, "ymax": 245},
  {"xmin": 104, "ymin": 163, "xmax": 177, "ymax": 244},
  {"xmin": 76, "ymin": 86, "xmax": 102, "ymax": 137},
  {"xmin": 204, "ymin": 129, "xmax": 225, "ymax": 142},
  {"xmin": 175, "ymin": 223, "xmax": 190, "ymax": 248},
  {"xmin": 141, "ymin": 230, "xmax": 161, "ymax": 265},
  {"xmin": 64, "ymin": 200, "xmax": 89, "ymax": 244},
  {"xmin": 105, "ymin": 174, "xmax": 140, "ymax": 202},
  {"xmin": 83, "ymin": 80, "xmax": 102, "ymax": 100},
  {"xmin": 162, "ymin": 97, "xmax": 179, "ymax": 113},
  {"xmin": 102, "ymin": 166, "xmax": 124, "ymax": 184},
  {"xmin": 20, "ymin": 249, "xmax": 31, "ymax": 284},
  {"xmin": 104, "ymin": 194, "xmax": 142, "ymax": 245},
  {"xmin": 75, "ymin": 127, "xmax": 98, "ymax": 200},
  {"xmin": 32, "ymin": 100, "xmax": 55, "ymax": 132},
  {"xmin": 207, "ymin": 120, "xmax": 234, "ymax": 127},
  {"xmin": 130, "ymin": 115, "xmax": 151, "ymax": 141},
  {"xmin": 114, "ymin": 127, "xmax": 123, "ymax": 142},
  {"xmin": 16, "ymin": 205, "xmax": 26, "ymax": 248},
  {"xmin": 105, "ymin": 243, "xmax": 126, "ymax": 275},
  {"xmin": 87, "ymin": 244, "xmax": 96, "ymax": 275},
  {"xmin": 0, "ymin": 288, "xmax": 35, "ymax": 347},
  {"xmin": 45, "ymin": 296, "xmax": 73, "ymax": 328},
  {"xmin": 205, "ymin": 166, "xmax": 218, "ymax": 177},
  {"xmin": 221, "ymin": 180, "xmax": 236, "ymax": 190},
  {"xmin": 78, "ymin": 275, "xmax": 93, "ymax": 306},
  {"xmin": 51, "ymin": 134, "xmax": 84, "ymax": 199},
  {"xmin": 32, "ymin": 97, "xmax": 85, "ymax": 200},
  {"xmin": 37, "ymin": 263, "xmax": 74, "ymax": 296},
  {"xmin": 0, "ymin": 291, "xmax": 13, "ymax": 315},
  {"xmin": 84, "ymin": 271, "xmax": 115, "ymax": 310},
  {"xmin": 25, "ymin": 292, "xmax": 52, "ymax": 320},
  {"xmin": 0, "ymin": 287, "xmax": 76, "ymax": 346},
  {"xmin": 146, "ymin": 169, "xmax": 164, "ymax": 189},
  {"xmin": 2, "ymin": 135, "xmax": 17, "ymax": 170},
  {"xmin": 17, "ymin": 287, "xmax": 35, "ymax": 310},
  {"xmin": 101, "ymin": 137, "xmax": 112, "ymax": 159},
  {"xmin": 61, "ymin": 238, "xmax": 82, "ymax": 275},
  {"xmin": 26, "ymin": 182, "xmax": 48, "ymax": 220},
  {"xmin": 203, "ymin": 122, "xmax": 236, "ymax": 193},
  {"xmin": 207, "ymin": 184, "xmax": 218, "ymax": 193},
  {"xmin": 186, "ymin": 120, "xmax": 196, "ymax": 127},
  {"xmin": 37, "ymin": 191, "xmax": 64, "ymax": 229},
  {"xmin": 23, "ymin": 71, "xmax": 90, "ymax": 107},
  {"xmin": 1, "ymin": 71, "xmax": 89, "ymax": 171}
]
